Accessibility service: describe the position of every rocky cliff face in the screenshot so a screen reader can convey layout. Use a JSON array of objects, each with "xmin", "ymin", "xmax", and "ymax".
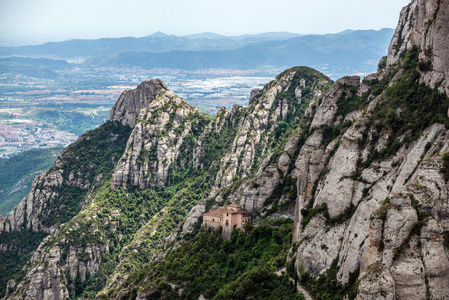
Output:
[
  {"xmin": 0, "ymin": 121, "xmax": 131, "ymax": 235},
  {"xmin": 110, "ymin": 79, "xmax": 168, "ymax": 127},
  {"xmin": 387, "ymin": 0, "xmax": 449, "ymax": 95},
  {"xmin": 111, "ymin": 87, "xmax": 210, "ymax": 189},
  {"xmin": 212, "ymin": 67, "xmax": 332, "ymax": 190},
  {"xmin": 0, "ymin": 121, "xmax": 131, "ymax": 298},
  {"xmin": 285, "ymin": 0, "xmax": 449, "ymax": 298}
]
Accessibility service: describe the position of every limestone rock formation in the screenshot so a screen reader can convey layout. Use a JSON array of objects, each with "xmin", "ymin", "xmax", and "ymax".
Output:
[
  {"xmin": 110, "ymin": 79, "xmax": 168, "ymax": 127},
  {"xmin": 0, "ymin": 121, "xmax": 131, "ymax": 299},
  {"xmin": 288, "ymin": 70, "xmax": 449, "ymax": 300},
  {"xmin": 111, "ymin": 88, "xmax": 209, "ymax": 189},
  {"xmin": 4, "ymin": 237, "xmax": 106, "ymax": 300},
  {"xmin": 286, "ymin": 0, "xmax": 449, "ymax": 298},
  {"xmin": 213, "ymin": 67, "xmax": 332, "ymax": 189},
  {"xmin": 0, "ymin": 122, "xmax": 130, "ymax": 235},
  {"xmin": 387, "ymin": 0, "xmax": 449, "ymax": 94}
]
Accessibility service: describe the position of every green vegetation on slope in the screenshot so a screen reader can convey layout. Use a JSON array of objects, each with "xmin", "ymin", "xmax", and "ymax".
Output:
[
  {"xmin": 0, "ymin": 121, "xmax": 132, "ymax": 298},
  {"xmin": 0, "ymin": 229, "xmax": 48, "ymax": 298},
  {"xmin": 56, "ymin": 184, "xmax": 171, "ymax": 299},
  {"xmin": 253, "ymin": 66, "xmax": 333, "ymax": 173},
  {"xmin": 31, "ymin": 139, "xmax": 222, "ymax": 298},
  {"xmin": 195, "ymin": 108, "xmax": 246, "ymax": 171},
  {"xmin": 297, "ymin": 257, "xmax": 359, "ymax": 300},
  {"xmin": 373, "ymin": 46, "xmax": 449, "ymax": 137},
  {"xmin": 101, "ymin": 219, "xmax": 299, "ymax": 300},
  {"xmin": 99, "ymin": 167, "xmax": 221, "ymax": 295},
  {"xmin": 39, "ymin": 121, "xmax": 132, "ymax": 227},
  {"xmin": 0, "ymin": 147, "xmax": 62, "ymax": 216},
  {"xmin": 45, "ymin": 168, "xmax": 220, "ymax": 299},
  {"xmin": 355, "ymin": 46, "xmax": 449, "ymax": 173}
]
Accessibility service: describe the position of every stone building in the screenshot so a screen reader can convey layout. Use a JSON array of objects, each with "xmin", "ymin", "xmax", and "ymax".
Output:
[{"xmin": 202, "ymin": 203, "xmax": 251, "ymax": 239}]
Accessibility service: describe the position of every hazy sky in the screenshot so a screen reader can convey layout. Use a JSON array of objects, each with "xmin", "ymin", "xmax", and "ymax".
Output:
[{"xmin": 0, "ymin": 0, "xmax": 410, "ymax": 41}]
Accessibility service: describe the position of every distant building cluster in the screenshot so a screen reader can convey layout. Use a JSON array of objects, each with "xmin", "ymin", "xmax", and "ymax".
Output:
[
  {"xmin": 0, "ymin": 120, "xmax": 76, "ymax": 158},
  {"xmin": 203, "ymin": 203, "xmax": 251, "ymax": 240},
  {"xmin": 0, "ymin": 124, "xmax": 20, "ymax": 142}
]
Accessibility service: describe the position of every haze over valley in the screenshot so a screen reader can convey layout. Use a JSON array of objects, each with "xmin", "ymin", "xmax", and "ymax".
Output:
[{"xmin": 0, "ymin": 29, "xmax": 394, "ymax": 158}]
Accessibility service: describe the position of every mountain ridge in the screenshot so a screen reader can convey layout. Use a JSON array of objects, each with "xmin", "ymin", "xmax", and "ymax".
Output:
[
  {"xmin": 0, "ymin": 29, "xmax": 393, "ymax": 58},
  {"xmin": 0, "ymin": 29, "xmax": 395, "ymax": 81}
]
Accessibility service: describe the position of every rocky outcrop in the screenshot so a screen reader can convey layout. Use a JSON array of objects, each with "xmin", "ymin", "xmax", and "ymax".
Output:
[
  {"xmin": 213, "ymin": 67, "xmax": 332, "ymax": 189},
  {"xmin": 4, "ymin": 218, "xmax": 110, "ymax": 300},
  {"xmin": 111, "ymin": 88, "xmax": 210, "ymax": 189},
  {"xmin": 1, "ymin": 170, "xmax": 63, "ymax": 234},
  {"xmin": 0, "ymin": 122, "xmax": 131, "ymax": 235},
  {"xmin": 110, "ymin": 79, "xmax": 168, "ymax": 127},
  {"xmin": 192, "ymin": 104, "xmax": 245, "ymax": 170},
  {"xmin": 286, "ymin": 1, "xmax": 449, "ymax": 298},
  {"xmin": 229, "ymin": 165, "xmax": 281, "ymax": 217},
  {"xmin": 310, "ymin": 76, "xmax": 360, "ymax": 128},
  {"xmin": 387, "ymin": 0, "xmax": 449, "ymax": 94},
  {"xmin": 357, "ymin": 262, "xmax": 395, "ymax": 300},
  {"xmin": 291, "ymin": 130, "xmax": 338, "ymax": 242},
  {"xmin": 288, "ymin": 76, "xmax": 449, "ymax": 299}
]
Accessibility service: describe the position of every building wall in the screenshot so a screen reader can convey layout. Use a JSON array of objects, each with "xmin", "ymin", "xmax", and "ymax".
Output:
[
  {"xmin": 203, "ymin": 205, "xmax": 251, "ymax": 240},
  {"xmin": 203, "ymin": 216, "xmax": 222, "ymax": 229},
  {"xmin": 222, "ymin": 212, "xmax": 233, "ymax": 240},
  {"xmin": 231, "ymin": 213, "xmax": 242, "ymax": 229},
  {"xmin": 223, "ymin": 212, "xmax": 233, "ymax": 228}
]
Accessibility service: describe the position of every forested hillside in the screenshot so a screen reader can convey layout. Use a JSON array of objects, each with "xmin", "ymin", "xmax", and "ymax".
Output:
[{"xmin": 0, "ymin": 147, "xmax": 62, "ymax": 216}]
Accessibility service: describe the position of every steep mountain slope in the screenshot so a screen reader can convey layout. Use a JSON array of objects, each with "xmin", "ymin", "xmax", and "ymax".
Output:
[
  {"xmin": 1, "ymin": 0, "xmax": 448, "ymax": 299},
  {"xmin": 285, "ymin": 0, "xmax": 449, "ymax": 299},
  {"xmin": 0, "ymin": 147, "xmax": 62, "ymax": 217},
  {"xmin": 0, "ymin": 121, "xmax": 132, "ymax": 297}
]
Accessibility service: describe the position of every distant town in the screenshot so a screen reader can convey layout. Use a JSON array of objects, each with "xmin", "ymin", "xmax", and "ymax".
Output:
[
  {"xmin": 0, "ymin": 117, "xmax": 76, "ymax": 158},
  {"xmin": 0, "ymin": 66, "xmax": 275, "ymax": 157}
]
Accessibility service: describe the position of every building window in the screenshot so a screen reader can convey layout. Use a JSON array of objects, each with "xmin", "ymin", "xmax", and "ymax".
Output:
[
  {"xmin": 226, "ymin": 220, "xmax": 229, "ymax": 226},
  {"xmin": 213, "ymin": 219, "xmax": 214, "ymax": 222}
]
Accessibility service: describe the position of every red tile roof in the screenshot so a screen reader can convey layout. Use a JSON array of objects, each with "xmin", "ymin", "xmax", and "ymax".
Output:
[
  {"xmin": 203, "ymin": 207, "xmax": 225, "ymax": 218},
  {"xmin": 204, "ymin": 204, "xmax": 247, "ymax": 218}
]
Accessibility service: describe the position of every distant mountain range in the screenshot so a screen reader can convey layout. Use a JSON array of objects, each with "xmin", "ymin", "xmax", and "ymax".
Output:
[
  {"xmin": 0, "ymin": 29, "xmax": 395, "ymax": 77},
  {"xmin": 0, "ymin": 31, "xmax": 308, "ymax": 57}
]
